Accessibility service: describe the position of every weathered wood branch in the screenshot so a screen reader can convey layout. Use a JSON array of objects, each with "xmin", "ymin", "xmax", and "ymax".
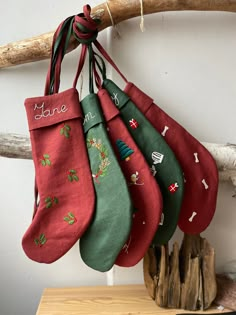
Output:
[
  {"xmin": 1, "ymin": 132, "xmax": 236, "ymax": 191},
  {"xmin": 1, "ymin": 0, "xmax": 236, "ymax": 68},
  {"xmin": 0, "ymin": 133, "xmax": 32, "ymax": 159}
]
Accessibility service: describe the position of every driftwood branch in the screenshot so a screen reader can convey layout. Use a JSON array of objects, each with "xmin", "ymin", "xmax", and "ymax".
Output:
[
  {"xmin": 1, "ymin": 132, "xmax": 236, "ymax": 191},
  {"xmin": 1, "ymin": 0, "xmax": 236, "ymax": 68},
  {"xmin": 0, "ymin": 133, "xmax": 32, "ymax": 160}
]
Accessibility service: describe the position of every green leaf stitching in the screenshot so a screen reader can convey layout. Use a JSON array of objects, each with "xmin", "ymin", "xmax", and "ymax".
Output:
[
  {"xmin": 46, "ymin": 201, "xmax": 52, "ymax": 208},
  {"xmin": 65, "ymin": 124, "xmax": 71, "ymax": 131},
  {"xmin": 73, "ymin": 175, "xmax": 79, "ymax": 181},
  {"xmin": 45, "ymin": 159, "xmax": 51, "ymax": 166}
]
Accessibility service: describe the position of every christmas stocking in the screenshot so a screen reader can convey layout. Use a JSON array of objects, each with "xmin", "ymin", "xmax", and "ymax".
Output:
[
  {"xmin": 124, "ymin": 83, "xmax": 219, "ymax": 234},
  {"xmin": 97, "ymin": 88, "xmax": 163, "ymax": 267},
  {"xmin": 103, "ymin": 78, "xmax": 184, "ymax": 245},
  {"xmin": 44, "ymin": 10, "xmax": 133, "ymax": 271},
  {"xmin": 22, "ymin": 88, "xmax": 95, "ymax": 263},
  {"xmin": 93, "ymin": 38, "xmax": 218, "ymax": 235},
  {"xmin": 79, "ymin": 92, "xmax": 133, "ymax": 272}
]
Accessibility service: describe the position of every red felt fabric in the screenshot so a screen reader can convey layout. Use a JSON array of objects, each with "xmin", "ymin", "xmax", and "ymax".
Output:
[
  {"xmin": 124, "ymin": 83, "xmax": 218, "ymax": 234},
  {"xmin": 22, "ymin": 88, "xmax": 95, "ymax": 263},
  {"xmin": 98, "ymin": 88, "xmax": 163, "ymax": 267}
]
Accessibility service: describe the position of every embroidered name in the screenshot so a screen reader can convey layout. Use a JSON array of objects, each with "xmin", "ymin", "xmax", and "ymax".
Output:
[
  {"xmin": 34, "ymin": 103, "xmax": 68, "ymax": 120},
  {"xmin": 83, "ymin": 112, "xmax": 96, "ymax": 125},
  {"xmin": 111, "ymin": 93, "xmax": 119, "ymax": 106}
]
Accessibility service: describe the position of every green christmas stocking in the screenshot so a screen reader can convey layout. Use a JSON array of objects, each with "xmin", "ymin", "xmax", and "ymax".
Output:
[
  {"xmin": 103, "ymin": 79, "xmax": 184, "ymax": 245},
  {"xmin": 79, "ymin": 92, "xmax": 133, "ymax": 272}
]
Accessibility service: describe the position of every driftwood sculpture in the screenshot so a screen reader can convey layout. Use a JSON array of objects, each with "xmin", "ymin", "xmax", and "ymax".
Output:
[
  {"xmin": 1, "ymin": 0, "xmax": 236, "ymax": 311},
  {"xmin": 143, "ymin": 235, "xmax": 217, "ymax": 310}
]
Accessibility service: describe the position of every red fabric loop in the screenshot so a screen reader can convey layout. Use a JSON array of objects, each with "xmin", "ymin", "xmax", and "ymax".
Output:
[
  {"xmin": 73, "ymin": 44, "xmax": 88, "ymax": 89},
  {"xmin": 93, "ymin": 40, "xmax": 128, "ymax": 83}
]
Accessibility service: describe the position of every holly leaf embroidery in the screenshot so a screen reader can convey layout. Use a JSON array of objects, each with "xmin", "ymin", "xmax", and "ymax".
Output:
[
  {"xmin": 65, "ymin": 124, "xmax": 71, "ymax": 131},
  {"xmin": 45, "ymin": 159, "xmax": 51, "ymax": 166},
  {"xmin": 69, "ymin": 170, "xmax": 76, "ymax": 174},
  {"xmin": 68, "ymin": 175, "xmax": 73, "ymax": 182},
  {"xmin": 64, "ymin": 212, "xmax": 76, "ymax": 225},
  {"xmin": 41, "ymin": 160, "xmax": 46, "ymax": 166}
]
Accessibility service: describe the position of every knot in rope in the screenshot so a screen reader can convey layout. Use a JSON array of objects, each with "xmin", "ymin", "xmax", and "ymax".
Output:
[{"xmin": 73, "ymin": 4, "xmax": 100, "ymax": 45}]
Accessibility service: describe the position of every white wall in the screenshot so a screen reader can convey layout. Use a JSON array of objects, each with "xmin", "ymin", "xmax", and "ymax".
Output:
[{"xmin": 0, "ymin": 1, "xmax": 236, "ymax": 315}]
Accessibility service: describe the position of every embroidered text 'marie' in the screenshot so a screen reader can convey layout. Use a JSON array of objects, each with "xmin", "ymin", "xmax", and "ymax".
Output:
[{"xmin": 34, "ymin": 103, "xmax": 68, "ymax": 120}]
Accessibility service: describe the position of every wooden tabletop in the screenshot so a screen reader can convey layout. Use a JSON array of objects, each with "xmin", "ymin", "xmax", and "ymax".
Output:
[{"xmin": 35, "ymin": 284, "xmax": 229, "ymax": 315}]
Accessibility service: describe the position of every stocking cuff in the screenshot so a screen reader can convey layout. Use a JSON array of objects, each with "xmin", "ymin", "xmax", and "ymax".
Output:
[{"xmin": 25, "ymin": 88, "xmax": 82, "ymax": 130}]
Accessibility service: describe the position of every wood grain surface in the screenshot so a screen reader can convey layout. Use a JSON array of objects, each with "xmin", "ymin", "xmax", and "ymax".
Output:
[{"xmin": 35, "ymin": 284, "xmax": 230, "ymax": 315}]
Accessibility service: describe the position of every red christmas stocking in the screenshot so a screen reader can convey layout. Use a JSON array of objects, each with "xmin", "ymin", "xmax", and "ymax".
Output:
[
  {"xmin": 92, "ymin": 39, "xmax": 218, "ymax": 235},
  {"xmin": 97, "ymin": 88, "xmax": 163, "ymax": 267},
  {"xmin": 125, "ymin": 83, "xmax": 218, "ymax": 233},
  {"xmin": 22, "ymin": 77, "xmax": 95, "ymax": 262}
]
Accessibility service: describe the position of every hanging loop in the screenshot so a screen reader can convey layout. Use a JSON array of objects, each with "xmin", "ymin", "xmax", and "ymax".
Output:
[{"xmin": 73, "ymin": 5, "xmax": 100, "ymax": 45}]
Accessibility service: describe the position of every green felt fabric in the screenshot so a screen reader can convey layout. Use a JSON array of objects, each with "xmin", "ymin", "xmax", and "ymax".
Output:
[{"xmin": 79, "ymin": 93, "xmax": 133, "ymax": 271}]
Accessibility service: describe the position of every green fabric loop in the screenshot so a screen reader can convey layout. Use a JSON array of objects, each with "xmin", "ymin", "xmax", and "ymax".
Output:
[{"xmin": 73, "ymin": 29, "xmax": 98, "ymax": 45}]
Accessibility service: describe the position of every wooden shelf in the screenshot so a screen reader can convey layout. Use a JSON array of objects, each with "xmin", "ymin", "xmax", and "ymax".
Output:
[{"xmin": 35, "ymin": 284, "xmax": 230, "ymax": 315}]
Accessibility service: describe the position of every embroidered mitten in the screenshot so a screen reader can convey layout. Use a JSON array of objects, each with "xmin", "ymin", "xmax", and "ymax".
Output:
[
  {"xmin": 124, "ymin": 83, "xmax": 219, "ymax": 234},
  {"xmin": 22, "ymin": 88, "xmax": 95, "ymax": 263},
  {"xmin": 103, "ymin": 79, "xmax": 184, "ymax": 245},
  {"xmin": 79, "ymin": 93, "xmax": 133, "ymax": 272},
  {"xmin": 97, "ymin": 88, "xmax": 163, "ymax": 267}
]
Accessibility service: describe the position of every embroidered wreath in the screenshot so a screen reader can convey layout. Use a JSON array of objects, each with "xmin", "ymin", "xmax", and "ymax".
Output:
[{"xmin": 87, "ymin": 137, "xmax": 111, "ymax": 183}]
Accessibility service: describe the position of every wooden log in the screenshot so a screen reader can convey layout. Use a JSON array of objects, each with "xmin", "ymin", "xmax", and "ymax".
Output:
[
  {"xmin": 143, "ymin": 234, "xmax": 217, "ymax": 311},
  {"xmin": 2, "ymin": 0, "xmax": 236, "ymax": 68},
  {"xmin": 143, "ymin": 247, "xmax": 157, "ymax": 300},
  {"xmin": 201, "ymin": 238, "xmax": 217, "ymax": 309},
  {"xmin": 168, "ymin": 242, "xmax": 181, "ymax": 308},
  {"xmin": 180, "ymin": 235, "xmax": 201, "ymax": 310},
  {"xmin": 155, "ymin": 245, "xmax": 169, "ymax": 307}
]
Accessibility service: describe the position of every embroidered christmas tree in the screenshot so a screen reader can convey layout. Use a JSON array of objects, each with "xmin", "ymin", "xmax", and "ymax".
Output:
[{"xmin": 116, "ymin": 139, "xmax": 134, "ymax": 161}]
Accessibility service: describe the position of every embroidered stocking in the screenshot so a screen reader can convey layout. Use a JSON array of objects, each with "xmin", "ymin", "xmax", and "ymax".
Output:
[
  {"xmin": 125, "ymin": 83, "xmax": 219, "ymax": 233},
  {"xmin": 103, "ymin": 78, "xmax": 184, "ymax": 245},
  {"xmin": 92, "ymin": 37, "xmax": 218, "ymax": 234},
  {"xmin": 43, "ymin": 10, "xmax": 133, "ymax": 271},
  {"xmin": 97, "ymin": 88, "xmax": 163, "ymax": 267},
  {"xmin": 79, "ymin": 92, "xmax": 133, "ymax": 272},
  {"xmin": 22, "ymin": 88, "xmax": 95, "ymax": 263}
]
